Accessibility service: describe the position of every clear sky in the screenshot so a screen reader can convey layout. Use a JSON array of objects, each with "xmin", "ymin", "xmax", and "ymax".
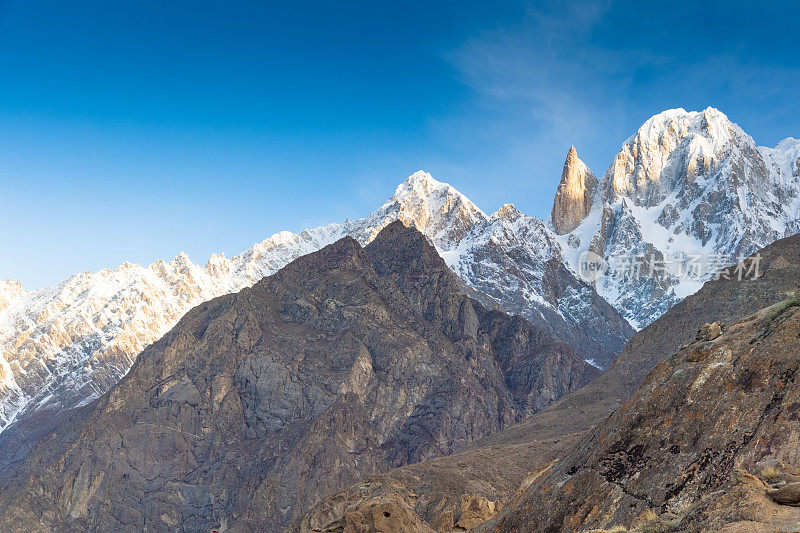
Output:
[{"xmin": 2, "ymin": 0, "xmax": 799, "ymax": 288}]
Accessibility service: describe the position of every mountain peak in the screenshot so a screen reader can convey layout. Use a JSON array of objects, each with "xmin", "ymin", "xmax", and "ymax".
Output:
[
  {"xmin": 0, "ymin": 279, "xmax": 23, "ymax": 291},
  {"xmin": 370, "ymin": 171, "xmax": 486, "ymax": 250},
  {"xmin": 0, "ymin": 280, "xmax": 26, "ymax": 315},
  {"xmin": 392, "ymin": 170, "xmax": 442, "ymax": 199},
  {"xmin": 170, "ymin": 251, "xmax": 192, "ymax": 266},
  {"xmin": 640, "ymin": 106, "xmax": 728, "ymax": 125},
  {"xmin": 629, "ymin": 107, "xmax": 743, "ymax": 149},
  {"xmin": 366, "ymin": 220, "xmax": 447, "ymax": 279},
  {"xmin": 555, "ymin": 105, "xmax": 800, "ymax": 328},
  {"xmin": 606, "ymin": 106, "xmax": 755, "ymax": 202},
  {"xmin": 551, "ymin": 146, "xmax": 597, "ymax": 235},
  {"xmin": 407, "ymin": 169, "xmax": 437, "ymax": 184},
  {"xmin": 493, "ymin": 203, "xmax": 521, "ymax": 221},
  {"xmin": 390, "ymin": 171, "xmax": 484, "ymax": 217}
]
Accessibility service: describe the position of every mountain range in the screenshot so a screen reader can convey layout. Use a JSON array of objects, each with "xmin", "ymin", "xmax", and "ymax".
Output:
[
  {"xmin": 0, "ymin": 169, "xmax": 632, "ymax": 444},
  {"xmin": 1, "ymin": 107, "xmax": 799, "ymax": 528},
  {"xmin": 2, "ymin": 107, "xmax": 799, "ymax": 448},
  {"xmin": 0, "ymin": 222, "xmax": 598, "ymax": 531}
]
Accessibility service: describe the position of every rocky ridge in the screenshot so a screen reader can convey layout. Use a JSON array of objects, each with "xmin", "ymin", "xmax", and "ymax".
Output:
[
  {"xmin": 489, "ymin": 289, "xmax": 800, "ymax": 532},
  {"xmin": 0, "ymin": 280, "xmax": 25, "ymax": 314},
  {"xmin": 551, "ymin": 145, "xmax": 598, "ymax": 235}
]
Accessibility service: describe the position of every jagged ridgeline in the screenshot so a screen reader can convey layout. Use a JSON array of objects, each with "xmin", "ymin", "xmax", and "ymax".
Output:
[
  {"xmin": 554, "ymin": 108, "xmax": 800, "ymax": 328},
  {"xmin": 2, "ymin": 107, "xmax": 798, "ymax": 457},
  {"xmin": 3, "ymin": 108, "xmax": 798, "ymax": 457},
  {"xmin": 0, "ymin": 222, "xmax": 598, "ymax": 531}
]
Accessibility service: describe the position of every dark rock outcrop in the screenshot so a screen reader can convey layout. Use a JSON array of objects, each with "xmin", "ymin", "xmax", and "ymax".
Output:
[{"xmin": 0, "ymin": 222, "xmax": 597, "ymax": 532}]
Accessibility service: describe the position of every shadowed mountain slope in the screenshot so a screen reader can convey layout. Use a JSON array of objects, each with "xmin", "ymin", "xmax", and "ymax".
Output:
[{"xmin": 0, "ymin": 171, "xmax": 632, "ymax": 452}]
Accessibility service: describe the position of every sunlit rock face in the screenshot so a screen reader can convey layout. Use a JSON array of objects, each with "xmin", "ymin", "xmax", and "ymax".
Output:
[
  {"xmin": 492, "ymin": 276, "xmax": 800, "ymax": 532},
  {"xmin": 552, "ymin": 145, "xmax": 598, "ymax": 235},
  {"xmin": 557, "ymin": 107, "xmax": 800, "ymax": 328},
  {"xmin": 0, "ymin": 280, "xmax": 25, "ymax": 315}
]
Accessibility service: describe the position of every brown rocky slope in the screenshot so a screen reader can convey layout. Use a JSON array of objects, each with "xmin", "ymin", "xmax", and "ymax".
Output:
[
  {"xmin": 0, "ymin": 221, "xmax": 598, "ymax": 532},
  {"xmin": 297, "ymin": 233, "xmax": 800, "ymax": 532},
  {"xmin": 487, "ymin": 286, "xmax": 800, "ymax": 531}
]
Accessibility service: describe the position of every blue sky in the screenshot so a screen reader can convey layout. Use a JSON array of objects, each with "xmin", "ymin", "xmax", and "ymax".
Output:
[{"xmin": 2, "ymin": 0, "xmax": 799, "ymax": 288}]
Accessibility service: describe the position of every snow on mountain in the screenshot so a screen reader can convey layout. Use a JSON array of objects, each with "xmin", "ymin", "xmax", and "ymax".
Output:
[
  {"xmin": 0, "ymin": 280, "xmax": 27, "ymax": 431},
  {"xmin": 443, "ymin": 203, "xmax": 631, "ymax": 363},
  {"xmin": 0, "ymin": 280, "xmax": 25, "ymax": 315},
  {"xmin": 0, "ymin": 171, "xmax": 632, "ymax": 436},
  {"xmin": 555, "ymin": 107, "xmax": 800, "ymax": 328},
  {"xmin": 6, "ymin": 105, "xmax": 789, "ymax": 439}
]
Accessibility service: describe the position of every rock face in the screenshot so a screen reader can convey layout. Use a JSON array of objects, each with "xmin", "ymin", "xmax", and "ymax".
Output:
[
  {"xmin": 298, "ymin": 232, "xmax": 800, "ymax": 532},
  {"xmin": 551, "ymin": 146, "xmax": 598, "ymax": 235},
  {"xmin": 0, "ymin": 230, "xmax": 343, "ymax": 434},
  {"xmin": 488, "ymin": 289, "xmax": 800, "ymax": 532},
  {"xmin": 557, "ymin": 108, "xmax": 800, "ymax": 328},
  {"xmin": 0, "ymin": 222, "xmax": 598, "ymax": 532},
  {"xmin": 0, "ymin": 172, "xmax": 631, "ymax": 451},
  {"xmin": 293, "ymin": 423, "xmax": 586, "ymax": 533}
]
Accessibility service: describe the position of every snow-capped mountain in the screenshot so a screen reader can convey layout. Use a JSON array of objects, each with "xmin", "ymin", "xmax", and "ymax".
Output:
[
  {"xmin": 553, "ymin": 107, "xmax": 800, "ymax": 328},
  {"xmin": 0, "ymin": 172, "xmax": 632, "ymax": 437},
  {"xmin": 443, "ymin": 202, "xmax": 631, "ymax": 366}
]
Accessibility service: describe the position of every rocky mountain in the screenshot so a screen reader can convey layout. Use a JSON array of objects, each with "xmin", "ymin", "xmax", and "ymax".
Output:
[
  {"xmin": 490, "ymin": 282, "xmax": 800, "ymax": 531},
  {"xmin": 297, "ymin": 232, "xmax": 800, "ymax": 532},
  {"xmin": 0, "ymin": 222, "xmax": 598, "ymax": 532},
  {"xmin": 441, "ymin": 201, "xmax": 631, "ymax": 369},
  {"xmin": 0, "ymin": 171, "xmax": 632, "ymax": 446},
  {"xmin": 554, "ymin": 107, "xmax": 800, "ymax": 328}
]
